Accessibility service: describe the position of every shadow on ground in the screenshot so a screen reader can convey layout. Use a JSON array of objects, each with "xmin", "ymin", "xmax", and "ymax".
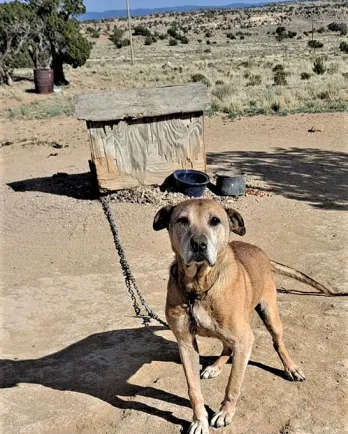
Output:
[
  {"xmin": 207, "ymin": 147, "xmax": 348, "ymax": 210},
  {"xmin": 0, "ymin": 326, "xmax": 289, "ymax": 429},
  {"xmin": 0, "ymin": 327, "xmax": 189, "ymax": 428},
  {"xmin": 8, "ymin": 172, "xmax": 98, "ymax": 200}
]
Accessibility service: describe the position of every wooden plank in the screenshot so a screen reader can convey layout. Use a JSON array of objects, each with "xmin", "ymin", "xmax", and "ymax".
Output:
[
  {"xmin": 87, "ymin": 112, "xmax": 205, "ymax": 191},
  {"xmin": 76, "ymin": 83, "xmax": 209, "ymax": 121},
  {"xmin": 95, "ymin": 150, "xmax": 206, "ymax": 192}
]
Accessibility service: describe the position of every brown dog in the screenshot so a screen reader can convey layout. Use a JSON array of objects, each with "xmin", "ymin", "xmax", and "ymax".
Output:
[{"xmin": 153, "ymin": 198, "xmax": 331, "ymax": 434}]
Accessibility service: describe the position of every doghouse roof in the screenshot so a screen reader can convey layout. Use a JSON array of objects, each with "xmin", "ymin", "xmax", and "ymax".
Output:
[{"xmin": 75, "ymin": 83, "xmax": 209, "ymax": 122}]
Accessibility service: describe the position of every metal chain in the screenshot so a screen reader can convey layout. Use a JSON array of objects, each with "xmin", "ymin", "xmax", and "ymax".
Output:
[{"xmin": 100, "ymin": 195, "xmax": 169, "ymax": 328}]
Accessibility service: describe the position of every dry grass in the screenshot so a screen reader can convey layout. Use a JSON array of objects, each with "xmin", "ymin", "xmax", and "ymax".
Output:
[{"xmin": 1, "ymin": 0, "xmax": 347, "ymax": 119}]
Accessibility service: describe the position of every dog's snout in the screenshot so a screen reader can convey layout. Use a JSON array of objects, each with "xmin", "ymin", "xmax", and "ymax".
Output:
[{"xmin": 190, "ymin": 235, "xmax": 208, "ymax": 252}]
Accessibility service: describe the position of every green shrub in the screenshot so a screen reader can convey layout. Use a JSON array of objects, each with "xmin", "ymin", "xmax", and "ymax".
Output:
[
  {"xmin": 271, "ymin": 101, "xmax": 281, "ymax": 112},
  {"xmin": 205, "ymin": 101, "xmax": 219, "ymax": 116},
  {"xmin": 274, "ymin": 70, "xmax": 287, "ymax": 85},
  {"xmin": 86, "ymin": 27, "xmax": 100, "ymax": 38},
  {"xmin": 134, "ymin": 25, "xmax": 152, "ymax": 37},
  {"xmin": 179, "ymin": 35, "xmax": 189, "ymax": 44},
  {"xmin": 144, "ymin": 35, "xmax": 152, "ymax": 45},
  {"xmin": 317, "ymin": 90, "xmax": 330, "ymax": 100},
  {"xmin": 115, "ymin": 38, "xmax": 130, "ymax": 49},
  {"xmin": 313, "ymin": 57, "xmax": 326, "ymax": 75},
  {"xmin": 191, "ymin": 73, "xmax": 211, "ymax": 87},
  {"xmin": 7, "ymin": 48, "xmax": 33, "ymax": 69},
  {"xmin": 328, "ymin": 22, "xmax": 347, "ymax": 36},
  {"xmin": 308, "ymin": 40, "xmax": 324, "ymax": 49},
  {"xmin": 226, "ymin": 32, "xmax": 236, "ymax": 40},
  {"xmin": 275, "ymin": 26, "xmax": 287, "ymax": 41},
  {"xmin": 167, "ymin": 27, "xmax": 179, "ymax": 39},
  {"xmin": 287, "ymin": 31, "xmax": 297, "ymax": 38},
  {"xmin": 276, "ymin": 26, "xmax": 286, "ymax": 35},
  {"xmin": 340, "ymin": 41, "xmax": 348, "ymax": 53},
  {"xmin": 169, "ymin": 38, "xmax": 178, "ymax": 46},
  {"xmin": 301, "ymin": 72, "xmax": 311, "ymax": 80},
  {"xmin": 109, "ymin": 26, "xmax": 124, "ymax": 44},
  {"xmin": 272, "ymin": 64, "xmax": 284, "ymax": 72}
]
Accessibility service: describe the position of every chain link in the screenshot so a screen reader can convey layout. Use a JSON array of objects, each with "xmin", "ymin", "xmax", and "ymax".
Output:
[{"xmin": 100, "ymin": 195, "xmax": 169, "ymax": 328}]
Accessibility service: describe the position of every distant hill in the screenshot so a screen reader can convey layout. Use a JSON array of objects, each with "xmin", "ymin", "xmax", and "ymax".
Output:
[{"xmin": 79, "ymin": 3, "xmax": 270, "ymax": 21}]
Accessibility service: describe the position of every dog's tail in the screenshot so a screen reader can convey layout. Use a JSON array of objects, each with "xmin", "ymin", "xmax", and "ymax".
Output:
[{"xmin": 270, "ymin": 260, "xmax": 333, "ymax": 296}]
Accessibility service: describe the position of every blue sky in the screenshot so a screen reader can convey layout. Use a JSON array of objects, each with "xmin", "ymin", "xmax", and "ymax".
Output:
[{"xmin": 84, "ymin": 0, "xmax": 281, "ymax": 11}]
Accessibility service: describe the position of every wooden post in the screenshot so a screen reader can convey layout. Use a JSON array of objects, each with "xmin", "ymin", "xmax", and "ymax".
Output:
[{"xmin": 126, "ymin": 0, "xmax": 135, "ymax": 65}]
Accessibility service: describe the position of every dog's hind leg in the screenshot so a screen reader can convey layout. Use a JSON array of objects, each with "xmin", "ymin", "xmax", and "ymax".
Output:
[
  {"xmin": 256, "ymin": 289, "xmax": 305, "ymax": 381},
  {"xmin": 201, "ymin": 342, "xmax": 231, "ymax": 379}
]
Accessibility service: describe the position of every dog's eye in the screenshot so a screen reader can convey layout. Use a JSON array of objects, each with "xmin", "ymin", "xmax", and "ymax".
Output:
[
  {"xmin": 210, "ymin": 216, "xmax": 221, "ymax": 227},
  {"xmin": 177, "ymin": 216, "xmax": 189, "ymax": 226}
]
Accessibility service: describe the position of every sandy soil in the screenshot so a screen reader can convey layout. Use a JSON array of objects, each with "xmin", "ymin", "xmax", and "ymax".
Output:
[{"xmin": 1, "ymin": 112, "xmax": 348, "ymax": 434}]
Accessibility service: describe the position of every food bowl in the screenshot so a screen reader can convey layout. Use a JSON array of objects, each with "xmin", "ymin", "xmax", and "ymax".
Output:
[
  {"xmin": 216, "ymin": 170, "xmax": 246, "ymax": 196},
  {"xmin": 173, "ymin": 169, "xmax": 210, "ymax": 197}
]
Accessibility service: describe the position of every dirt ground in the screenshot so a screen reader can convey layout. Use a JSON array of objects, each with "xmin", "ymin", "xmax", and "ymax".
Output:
[{"xmin": 1, "ymin": 112, "xmax": 348, "ymax": 434}]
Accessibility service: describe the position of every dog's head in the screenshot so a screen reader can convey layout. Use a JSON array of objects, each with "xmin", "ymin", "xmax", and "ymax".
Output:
[{"xmin": 153, "ymin": 199, "xmax": 245, "ymax": 267}]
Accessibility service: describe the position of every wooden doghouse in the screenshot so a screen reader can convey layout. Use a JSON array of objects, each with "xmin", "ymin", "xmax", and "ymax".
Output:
[{"xmin": 76, "ymin": 83, "xmax": 209, "ymax": 192}]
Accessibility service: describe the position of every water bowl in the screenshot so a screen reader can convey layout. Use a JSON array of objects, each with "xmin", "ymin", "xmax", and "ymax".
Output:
[{"xmin": 173, "ymin": 169, "xmax": 210, "ymax": 197}]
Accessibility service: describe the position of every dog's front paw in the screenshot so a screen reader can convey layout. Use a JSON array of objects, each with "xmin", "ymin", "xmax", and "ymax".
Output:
[
  {"xmin": 188, "ymin": 417, "xmax": 210, "ymax": 434},
  {"xmin": 210, "ymin": 403, "xmax": 236, "ymax": 428},
  {"xmin": 285, "ymin": 365, "xmax": 305, "ymax": 381}
]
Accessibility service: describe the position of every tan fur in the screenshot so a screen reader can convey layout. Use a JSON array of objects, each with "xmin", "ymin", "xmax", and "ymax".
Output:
[
  {"xmin": 270, "ymin": 260, "xmax": 332, "ymax": 295},
  {"xmin": 153, "ymin": 199, "xmax": 329, "ymax": 434}
]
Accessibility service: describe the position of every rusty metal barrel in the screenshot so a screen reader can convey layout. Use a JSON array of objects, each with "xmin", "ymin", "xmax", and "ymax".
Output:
[{"xmin": 34, "ymin": 68, "xmax": 54, "ymax": 94}]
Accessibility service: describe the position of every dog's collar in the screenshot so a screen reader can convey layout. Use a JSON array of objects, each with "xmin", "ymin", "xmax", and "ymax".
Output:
[{"xmin": 170, "ymin": 262, "xmax": 217, "ymax": 302}]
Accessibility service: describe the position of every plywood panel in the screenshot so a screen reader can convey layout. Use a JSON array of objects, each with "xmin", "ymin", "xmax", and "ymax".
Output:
[{"xmin": 87, "ymin": 112, "xmax": 205, "ymax": 192}]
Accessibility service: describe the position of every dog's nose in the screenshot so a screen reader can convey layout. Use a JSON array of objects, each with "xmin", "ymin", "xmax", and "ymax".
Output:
[{"xmin": 190, "ymin": 235, "xmax": 207, "ymax": 252}]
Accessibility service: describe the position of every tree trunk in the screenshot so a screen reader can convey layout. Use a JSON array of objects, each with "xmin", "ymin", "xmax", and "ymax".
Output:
[
  {"xmin": 52, "ymin": 56, "xmax": 69, "ymax": 86},
  {"xmin": 0, "ymin": 65, "xmax": 13, "ymax": 86},
  {"xmin": 6, "ymin": 72, "xmax": 13, "ymax": 86}
]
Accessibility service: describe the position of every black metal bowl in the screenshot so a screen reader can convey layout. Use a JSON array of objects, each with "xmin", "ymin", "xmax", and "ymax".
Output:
[
  {"xmin": 216, "ymin": 171, "xmax": 246, "ymax": 196},
  {"xmin": 173, "ymin": 169, "xmax": 210, "ymax": 197}
]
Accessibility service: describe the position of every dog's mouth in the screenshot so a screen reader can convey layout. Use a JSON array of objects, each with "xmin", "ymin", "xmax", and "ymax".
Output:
[{"xmin": 186, "ymin": 252, "xmax": 215, "ymax": 268}]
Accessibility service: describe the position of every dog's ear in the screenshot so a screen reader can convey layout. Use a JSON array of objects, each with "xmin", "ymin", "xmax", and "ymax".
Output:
[
  {"xmin": 153, "ymin": 205, "xmax": 174, "ymax": 231},
  {"xmin": 225, "ymin": 208, "xmax": 246, "ymax": 236}
]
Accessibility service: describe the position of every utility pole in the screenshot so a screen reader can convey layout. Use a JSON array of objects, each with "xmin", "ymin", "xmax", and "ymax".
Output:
[
  {"xmin": 126, "ymin": 0, "xmax": 135, "ymax": 65},
  {"xmin": 311, "ymin": 16, "xmax": 314, "ymax": 43}
]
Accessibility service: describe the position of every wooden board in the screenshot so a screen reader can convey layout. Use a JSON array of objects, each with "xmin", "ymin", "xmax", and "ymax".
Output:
[
  {"xmin": 87, "ymin": 112, "xmax": 205, "ymax": 192},
  {"xmin": 76, "ymin": 83, "xmax": 209, "ymax": 122}
]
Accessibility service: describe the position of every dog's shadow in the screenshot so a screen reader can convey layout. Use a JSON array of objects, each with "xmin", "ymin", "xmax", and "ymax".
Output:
[
  {"xmin": 0, "ymin": 326, "xmax": 192, "ymax": 429},
  {"xmin": 0, "ymin": 326, "xmax": 288, "ymax": 430}
]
